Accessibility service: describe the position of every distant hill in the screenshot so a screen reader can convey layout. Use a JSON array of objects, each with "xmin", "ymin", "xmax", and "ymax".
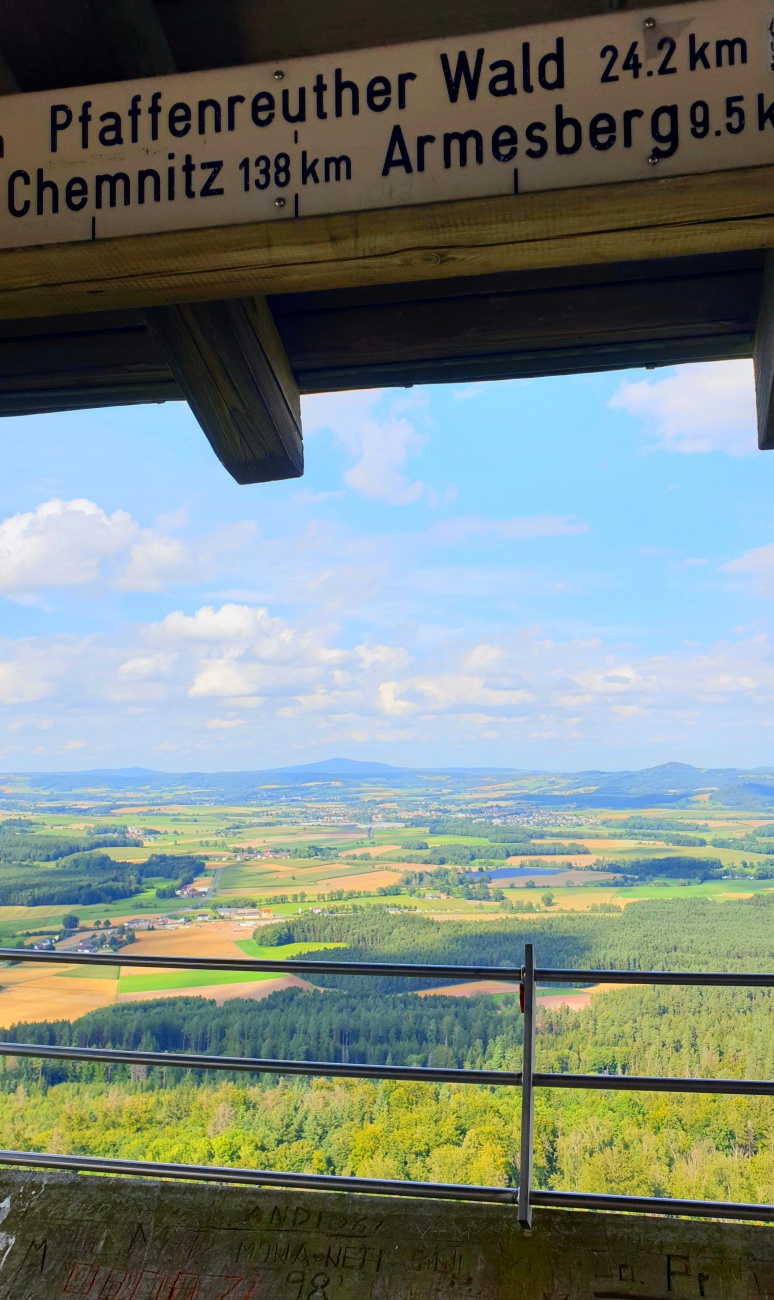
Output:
[
  {"xmin": 265, "ymin": 757, "xmax": 408, "ymax": 776},
  {"xmin": 3, "ymin": 759, "xmax": 774, "ymax": 810}
]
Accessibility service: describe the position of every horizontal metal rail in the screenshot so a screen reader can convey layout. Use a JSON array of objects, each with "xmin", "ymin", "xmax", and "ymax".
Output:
[
  {"xmin": 0, "ymin": 948, "xmax": 523, "ymax": 982},
  {"xmin": 3, "ymin": 948, "xmax": 773, "ymax": 988},
  {"xmin": 0, "ymin": 1041, "xmax": 521, "ymax": 1088},
  {"xmin": 531, "ymin": 1188, "xmax": 774, "ymax": 1222},
  {"xmin": 1, "ymin": 1041, "xmax": 770, "ymax": 1097},
  {"xmin": 0, "ymin": 1150, "xmax": 519, "ymax": 1203},
  {"xmin": 536, "ymin": 968, "xmax": 774, "ymax": 987},
  {"xmin": 534, "ymin": 1072, "xmax": 774, "ymax": 1096},
  {"xmin": 0, "ymin": 1150, "xmax": 771, "ymax": 1221},
  {"xmin": 1, "ymin": 942, "xmax": 773, "ymax": 1222}
]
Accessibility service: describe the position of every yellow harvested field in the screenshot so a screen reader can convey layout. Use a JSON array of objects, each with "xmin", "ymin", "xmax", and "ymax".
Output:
[
  {"xmin": 430, "ymin": 911, "xmax": 525, "ymax": 921},
  {"xmin": 0, "ymin": 922, "xmax": 290, "ymax": 1022},
  {"xmin": 538, "ymin": 991, "xmax": 593, "ymax": 1009},
  {"xmin": 536, "ymin": 888, "xmax": 621, "ymax": 910},
  {"xmin": 360, "ymin": 861, "xmax": 428, "ymax": 874},
  {"xmin": 537, "ymin": 982, "xmax": 637, "ymax": 1010},
  {"xmin": 116, "ymin": 975, "xmax": 316, "ymax": 1006},
  {"xmin": 128, "ymin": 922, "xmax": 246, "ymax": 959},
  {"xmin": 0, "ymin": 974, "xmax": 116, "ymax": 1023},
  {"xmin": 420, "ymin": 979, "xmax": 634, "ymax": 1009},
  {"xmin": 577, "ymin": 839, "xmax": 642, "ymax": 851},
  {"xmin": 117, "ymin": 921, "xmax": 250, "ymax": 979},
  {"xmin": 419, "ymin": 981, "xmax": 516, "ymax": 998},
  {"xmin": 0, "ymin": 905, "xmax": 64, "ymax": 923},
  {"xmin": 324, "ymin": 869, "xmax": 404, "ymax": 891},
  {"xmin": 506, "ymin": 854, "xmax": 598, "ymax": 867},
  {"xmin": 119, "ymin": 804, "xmax": 197, "ymax": 814},
  {"xmin": 339, "ymin": 845, "xmax": 401, "ymax": 858}
]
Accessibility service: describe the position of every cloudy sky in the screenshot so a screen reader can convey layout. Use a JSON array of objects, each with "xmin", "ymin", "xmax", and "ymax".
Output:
[{"xmin": 0, "ymin": 358, "xmax": 772, "ymax": 772}]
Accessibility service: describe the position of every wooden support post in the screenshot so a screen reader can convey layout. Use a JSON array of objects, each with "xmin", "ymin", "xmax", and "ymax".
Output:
[
  {"xmin": 105, "ymin": 0, "xmax": 304, "ymax": 483},
  {"xmin": 145, "ymin": 297, "xmax": 303, "ymax": 483},
  {"xmin": 754, "ymin": 252, "xmax": 774, "ymax": 451},
  {"xmin": 0, "ymin": 0, "xmax": 304, "ymax": 484}
]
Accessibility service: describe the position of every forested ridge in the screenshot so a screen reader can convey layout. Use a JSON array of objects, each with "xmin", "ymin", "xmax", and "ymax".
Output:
[
  {"xmin": 1, "ymin": 900, "xmax": 773, "ymax": 1201},
  {"xmin": 377, "ymin": 842, "xmax": 589, "ymax": 864},
  {"xmin": 259, "ymin": 899, "xmax": 774, "ymax": 990},
  {"xmin": 0, "ymin": 989, "xmax": 521, "ymax": 1072},
  {"xmin": 0, "ymin": 983, "xmax": 771, "ymax": 1202},
  {"xmin": 0, "ymin": 829, "xmax": 138, "ymax": 862},
  {"xmin": 0, "ymin": 826, "xmax": 202, "ymax": 905}
]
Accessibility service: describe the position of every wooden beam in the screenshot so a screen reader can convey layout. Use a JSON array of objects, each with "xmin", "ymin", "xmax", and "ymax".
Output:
[
  {"xmin": 145, "ymin": 296, "xmax": 302, "ymax": 483},
  {"xmin": 101, "ymin": 0, "xmax": 304, "ymax": 483},
  {"xmin": 0, "ymin": 250, "xmax": 758, "ymax": 413},
  {"xmin": 0, "ymin": 166, "xmax": 772, "ymax": 323},
  {"xmin": 755, "ymin": 252, "xmax": 774, "ymax": 450},
  {"xmin": 274, "ymin": 252, "xmax": 760, "ymax": 391},
  {"xmin": 0, "ymin": 310, "xmax": 178, "ymax": 413},
  {"xmin": 84, "ymin": 0, "xmax": 176, "ymax": 78},
  {"xmin": 0, "ymin": 0, "xmax": 305, "ymax": 484}
]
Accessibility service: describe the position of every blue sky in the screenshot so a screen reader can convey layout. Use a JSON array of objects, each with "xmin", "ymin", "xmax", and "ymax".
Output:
[{"xmin": 0, "ymin": 358, "xmax": 771, "ymax": 771}]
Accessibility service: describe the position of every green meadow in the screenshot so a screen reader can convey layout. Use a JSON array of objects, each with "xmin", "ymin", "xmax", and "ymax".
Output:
[{"xmin": 116, "ymin": 943, "xmax": 344, "ymax": 995}]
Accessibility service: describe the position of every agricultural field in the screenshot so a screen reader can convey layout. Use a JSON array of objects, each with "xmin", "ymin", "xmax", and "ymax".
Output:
[
  {"xmin": 0, "ymin": 921, "xmax": 344, "ymax": 1021},
  {"xmin": 0, "ymin": 792, "xmax": 772, "ymax": 1024},
  {"xmin": 2, "ymin": 769, "xmax": 774, "ymax": 1199}
]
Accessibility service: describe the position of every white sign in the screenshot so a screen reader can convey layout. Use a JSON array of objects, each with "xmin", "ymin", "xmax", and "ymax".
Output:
[{"xmin": 0, "ymin": 0, "xmax": 771, "ymax": 249}]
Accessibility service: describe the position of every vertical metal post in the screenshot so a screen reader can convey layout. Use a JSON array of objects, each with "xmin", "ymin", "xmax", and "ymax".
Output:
[{"xmin": 518, "ymin": 942, "xmax": 536, "ymax": 1231}]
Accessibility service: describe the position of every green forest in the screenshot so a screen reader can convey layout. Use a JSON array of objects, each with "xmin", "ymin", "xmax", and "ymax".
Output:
[
  {"xmin": 0, "ymin": 899, "xmax": 772, "ymax": 1202},
  {"xmin": 1, "ymin": 988, "xmax": 520, "ymax": 1072},
  {"xmin": 0, "ymin": 825, "xmax": 202, "ymax": 905},
  {"xmin": 258, "ymin": 898, "xmax": 774, "ymax": 989},
  {"xmin": 0, "ymin": 984, "xmax": 770, "ymax": 1202}
]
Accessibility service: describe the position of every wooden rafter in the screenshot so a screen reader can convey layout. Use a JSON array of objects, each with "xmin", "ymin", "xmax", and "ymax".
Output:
[{"xmin": 0, "ymin": 0, "xmax": 303, "ymax": 484}]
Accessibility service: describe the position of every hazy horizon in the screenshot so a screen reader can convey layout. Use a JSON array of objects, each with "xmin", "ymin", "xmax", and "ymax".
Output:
[{"xmin": 1, "ymin": 359, "xmax": 770, "ymax": 771}]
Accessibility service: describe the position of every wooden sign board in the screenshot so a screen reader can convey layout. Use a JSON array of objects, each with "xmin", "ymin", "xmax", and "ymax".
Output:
[{"xmin": 0, "ymin": 0, "xmax": 771, "ymax": 250}]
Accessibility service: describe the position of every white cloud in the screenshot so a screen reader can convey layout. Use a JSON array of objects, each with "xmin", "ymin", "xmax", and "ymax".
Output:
[
  {"xmin": 344, "ymin": 418, "xmax": 424, "ymax": 505},
  {"xmin": 117, "ymin": 520, "xmax": 256, "ymax": 592},
  {"xmin": 724, "ymin": 543, "xmax": 774, "ymax": 596},
  {"xmin": 118, "ymin": 536, "xmax": 189, "ymax": 592},
  {"xmin": 610, "ymin": 360, "xmax": 756, "ymax": 455},
  {"xmin": 159, "ymin": 604, "xmax": 275, "ymax": 643},
  {"xmin": 0, "ymin": 499, "xmax": 136, "ymax": 596},
  {"xmin": 0, "ymin": 498, "xmax": 255, "ymax": 598},
  {"xmin": 355, "ymin": 642, "xmax": 412, "ymax": 672},
  {"xmin": 0, "ymin": 658, "xmax": 52, "ymax": 705},
  {"xmin": 463, "ymin": 644, "xmax": 505, "ymax": 671},
  {"xmin": 189, "ymin": 660, "xmax": 261, "ymax": 699},
  {"xmin": 302, "ymin": 389, "xmax": 428, "ymax": 504},
  {"xmin": 4, "ymin": 595, "xmax": 774, "ymax": 766},
  {"xmin": 378, "ymin": 674, "xmax": 533, "ymax": 716},
  {"xmin": 117, "ymin": 654, "xmax": 177, "ymax": 681},
  {"xmin": 432, "ymin": 515, "xmax": 589, "ymax": 544}
]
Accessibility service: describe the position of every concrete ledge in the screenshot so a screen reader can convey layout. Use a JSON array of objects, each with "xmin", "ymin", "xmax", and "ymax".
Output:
[{"xmin": 0, "ymin": 1168, "xmax": 770, "ymax": 1298}]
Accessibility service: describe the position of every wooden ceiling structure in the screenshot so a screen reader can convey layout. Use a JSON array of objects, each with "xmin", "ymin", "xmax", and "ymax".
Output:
[{"xmin": 0, "ymin": 0, "xmax": 772, "ymax": 482}]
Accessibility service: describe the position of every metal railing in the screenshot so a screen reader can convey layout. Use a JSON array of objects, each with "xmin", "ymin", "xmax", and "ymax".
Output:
[{"xmin": 0, "ymin": 941, "xmax": 772, "ymax": 1225}]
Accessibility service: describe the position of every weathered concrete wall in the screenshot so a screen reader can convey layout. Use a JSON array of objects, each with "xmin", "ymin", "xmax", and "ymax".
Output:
[{"xmin": 0, "ymin": 1170, "xmax": 769, "ymax": 1298}]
